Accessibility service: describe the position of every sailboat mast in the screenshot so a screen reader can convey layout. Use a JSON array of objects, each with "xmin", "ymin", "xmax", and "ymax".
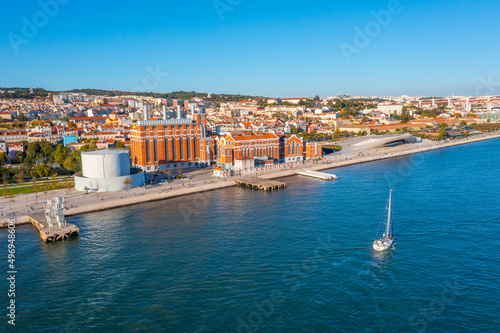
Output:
[{"xmin": 385, "ymin": 190, "xmax": 392, "ymax": 236}]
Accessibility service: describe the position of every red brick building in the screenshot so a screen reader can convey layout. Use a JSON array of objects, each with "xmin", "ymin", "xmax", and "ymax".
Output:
[
  {"xmin": 215, "ymin": 131, "xmax": 323, "ymax": 172},
  {"xmin": 199, "ymin": 137, "xmax": 216, "ymax": 165},
  {"xmin": 281, "ymin": 135, "xmax": 304, "ymax": 163},
  {"xmin": 216, "ymin": 131, "xmax": 280, "ymax": 168},
  {"xmin": 130, "ymin": 119, "xmax": 207, "ymax": 171},
  {"xmin": 305, "ymin": 142, "xmax": 323, "ymax": 160}
]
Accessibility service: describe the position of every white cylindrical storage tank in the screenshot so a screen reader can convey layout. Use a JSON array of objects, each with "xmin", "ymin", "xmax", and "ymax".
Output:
[{"xmin": 82, "ymin": 150, "xmax": 130, "ymax": 179}]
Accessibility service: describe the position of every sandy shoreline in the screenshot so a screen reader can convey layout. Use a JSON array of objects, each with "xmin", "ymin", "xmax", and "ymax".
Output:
[{"xmin": 2, "ymin": 132, "xmax": 499, "ymax": 228}]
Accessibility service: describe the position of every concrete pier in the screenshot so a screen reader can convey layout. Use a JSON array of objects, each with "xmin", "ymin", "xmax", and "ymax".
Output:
[
  {"xmin": 235, "ymin": 177, "xmax": 287, "ymax": 191},
  {"xmin": 28, "ymin": 213, "xmax": 79, "ymax": 242}
]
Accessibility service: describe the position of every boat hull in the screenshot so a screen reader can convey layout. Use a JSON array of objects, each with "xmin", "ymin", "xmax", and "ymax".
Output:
[{"xmin": 373, "ymin": 239, "xmax": 393, "ymax": 251}]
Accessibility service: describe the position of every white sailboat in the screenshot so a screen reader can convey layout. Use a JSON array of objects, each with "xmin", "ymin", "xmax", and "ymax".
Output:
[{"xmin": 373, "ymin": 189, "xmax": 394, "ymax": 251}]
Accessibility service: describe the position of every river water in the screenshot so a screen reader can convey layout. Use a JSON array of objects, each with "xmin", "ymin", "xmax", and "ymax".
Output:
[{"xmin": 1, "ymin": 139, "xmax": 499, "ymax": 332}]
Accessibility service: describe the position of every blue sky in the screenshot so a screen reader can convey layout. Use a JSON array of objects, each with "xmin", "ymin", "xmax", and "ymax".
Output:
[{"xmin": 1, "ymin": 0, "xmax": 499, "ymax": 97}]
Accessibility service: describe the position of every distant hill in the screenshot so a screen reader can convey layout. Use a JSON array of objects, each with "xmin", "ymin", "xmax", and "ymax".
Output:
[
  {"xmin": 67, "ymin": 89, "xmax": 266, "ymax": 103},
  {"xmin": 0, "ymin": 87, "xmax": 49, "ymax": 99},
  {"xmin": 0, "ymin": 87, "xmax": 265, "ymax": 103}
]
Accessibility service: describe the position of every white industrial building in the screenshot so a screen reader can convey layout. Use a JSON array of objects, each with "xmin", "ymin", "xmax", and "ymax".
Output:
[
  {"xmin": 377, "ymin": 103, "xmax": 404, "ymax": 115},
  {"xmin": 74, "ymin": 150, "xmax": 144, "ymax": 192}
]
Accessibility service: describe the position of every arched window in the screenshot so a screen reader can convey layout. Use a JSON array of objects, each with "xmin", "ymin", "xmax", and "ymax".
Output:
[
  {"xmin": 288, "ymin": 144, "xmax": 291, "ymax": 155},
  {"xmin": 179, "ymin": 138, "xmax": 184, "ymax": 161},
  {"xmin": 154, "ymin": 139, "xmax": 158, "ymax": 162},
  {"xmin": 172, "ymin": 138, "xmax": 176, "ymax": 161},
  {"xmin": 165, "ymin": 139, "xmax": 169, "ymax": 161},
  {"xmin": 145, "ymin": 139, "xmax": 151, "ymax": 164},
  {"xmin": 292, "ymin": 142, "xmax": 296, "ymax": 155},
  {"xmin": 194, "ymin": 137, "xmax": 198, "ymax": 160},
  {"xmin": 187, "ymin": 137, "xmax": 191, "ymax": 160}
]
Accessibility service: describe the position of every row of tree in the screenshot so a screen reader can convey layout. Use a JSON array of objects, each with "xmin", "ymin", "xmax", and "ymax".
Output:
[
  {"xmin": 70, "ymin": 89, "xmax": 262, "ymax": 103},
  {"xmin": 0, "ymin": 87, "xmax": 265, "ymax": 103},
  {"xmin": 0, "ymin": 88, "xmax": 49, "ymax": 99},
  {"xmin": 0, "ymin": 140, "xmax": 126, "ymax": 184}
]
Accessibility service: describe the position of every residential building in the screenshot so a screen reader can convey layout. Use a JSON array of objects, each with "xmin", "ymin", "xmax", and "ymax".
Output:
[
  {"xmin": 234, "ymin": 157, "xmax": 255, "ymax": 174},
  {"xmin": 0, "ymin": 130, "xmax": 28, "ymax": 143}
]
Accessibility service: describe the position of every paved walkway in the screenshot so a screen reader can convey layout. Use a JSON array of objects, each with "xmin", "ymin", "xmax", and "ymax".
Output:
[{"xmin": 1, "ymin": 132, "xmax": 499, "ymax": 227}]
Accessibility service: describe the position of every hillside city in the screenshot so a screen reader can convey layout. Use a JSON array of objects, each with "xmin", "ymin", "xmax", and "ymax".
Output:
[{"xmin": 0, "ymin": 89, "xmax": 499, "ymax": 191}]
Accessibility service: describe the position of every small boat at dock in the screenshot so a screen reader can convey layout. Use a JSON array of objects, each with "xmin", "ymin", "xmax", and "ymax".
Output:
[{"xmin": 295, "ymin": 170, "xmax": 338, "ymax": 180}]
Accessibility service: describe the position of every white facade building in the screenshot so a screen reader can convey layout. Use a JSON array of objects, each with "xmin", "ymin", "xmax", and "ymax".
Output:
[
  {"xmin": 234, "ymin": 157, "xmax": 255, "ymax": 174},
  {"xmin": 377, "ymin": 104, "xmax": 404, "ymax": 115},
  {"xmin": 75, "ymin": 150, "xmax": 144, "ymax": 192}
]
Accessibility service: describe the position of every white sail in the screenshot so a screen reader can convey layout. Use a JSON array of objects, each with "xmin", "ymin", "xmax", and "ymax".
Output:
[
  {"xmin": 385, "ymin": 190, "xmax": 392, "ymax": 237},
  {"xmin": 373, "ymin": 189, "xmax": 394, "ymax": 251}
]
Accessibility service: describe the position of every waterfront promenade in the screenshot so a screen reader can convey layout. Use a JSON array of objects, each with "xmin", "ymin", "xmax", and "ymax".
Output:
[{"xmin": 1, "ymin": 132, "xmax": 499, "ymax": 227}]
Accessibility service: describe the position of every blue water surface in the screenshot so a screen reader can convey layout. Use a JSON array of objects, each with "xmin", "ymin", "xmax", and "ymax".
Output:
[{"xmin": 1, "ymin": 139, "xmax": 499, "ymax": 332}]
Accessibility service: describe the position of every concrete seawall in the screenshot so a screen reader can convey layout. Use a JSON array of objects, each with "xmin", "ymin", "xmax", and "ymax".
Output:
[{"xmin": 2, "ymin": 133, "xmax": 499, "ymax": 227}]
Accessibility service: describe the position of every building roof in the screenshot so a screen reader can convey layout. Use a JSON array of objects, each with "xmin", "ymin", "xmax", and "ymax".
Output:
[
  {"xmin": 229, "ymin": 131, "xmax": 278, "ymax": 141},
  {"xmin": 95, "ymin": 131, "xmax": 116, "ymax": 135},
  {"xmin": 71, "ymin": 116, "xmax": 108, "ymax": 121}
]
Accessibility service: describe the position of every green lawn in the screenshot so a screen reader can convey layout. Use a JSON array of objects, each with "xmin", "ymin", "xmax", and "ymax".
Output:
[{"xmin": 1, "ymin": 182, "xmax": 75, "ymax": 196}]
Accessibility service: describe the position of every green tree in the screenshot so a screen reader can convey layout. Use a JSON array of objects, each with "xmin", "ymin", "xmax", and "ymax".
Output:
[
  {"xmin": 16, "ymin": 170, "xmax": 26, "ymax": 183},
  {"xmin": 63, "ymin": 156, "xmax": 78, "ymax": 171},
  {"xmin": 13, "ymin": 151, "xmax": 24, "ymax": 164},
  {"xmin": 116, "ymin": 140, "xmax": 126, "ymax": 149},
  {"xmin": 399, "ymin": 110, "xmax": 413, "ymax": 123},
  {"xmin": 52, "ymin": 144, "xmax": 69, "ymax": 164},
  {"xmin": 34, "ymin": 163, "xmax": 51, "ymax": 177},
  {"xmin": 16, "ymin": 113, "xmax": 27, "ymax": 121},
  {"xmin": 438, "ymin": 124, "xmax": 446, "ymax": 140},
  {"xmin": 41, "ymin": 142, "xmax": 54, "ymax": 159},
  {"xmin": 89, "ymin": 139, "xmax": 98, "ymax": 151},
  {"xmin": 333, "ymin": 128, "xmax": 340, "ymax": 140}
]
